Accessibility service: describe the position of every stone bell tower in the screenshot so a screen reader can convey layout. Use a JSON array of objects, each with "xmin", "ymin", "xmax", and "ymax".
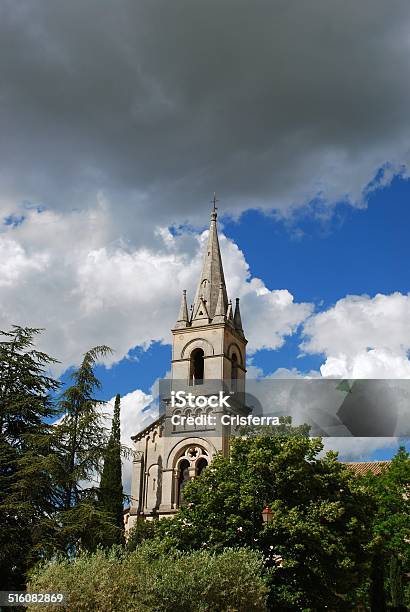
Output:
[
  {"xmin": 127, "ymin": 200, "xmax": 248, "ymax": 525},
  {"xmin": 171, "ymin": 203, "xmax": 247, "ymax": 390}
]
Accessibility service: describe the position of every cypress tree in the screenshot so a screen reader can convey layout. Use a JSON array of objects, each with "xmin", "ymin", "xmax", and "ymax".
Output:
[{"xmin": 99, "ymin": 393, "xmax": 124, "ymax": 546}]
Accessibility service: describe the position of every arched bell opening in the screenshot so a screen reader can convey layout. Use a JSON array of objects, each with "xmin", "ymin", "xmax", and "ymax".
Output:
[{"xmin": 190, "ymin": 348, "xmax": 204, "ymax": 385}]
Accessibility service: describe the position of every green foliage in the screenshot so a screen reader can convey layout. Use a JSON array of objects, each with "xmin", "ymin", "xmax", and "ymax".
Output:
[
  {"xmin": 389, "ymin": 555, "xmax": 404, "ymax": 610},
  {"xmin": 155, "ymin": 428, "xmax": 373, "ymax": 610},
  {"xmin": 2, "ymin": 325, "xmax": 408, "ymax": 610},
  {"xmin": 126, "ymin": 518, "xmax": 158, "ymax": 551},
  {"xmin": 55, "ymin": 346, "xmax": 112, "ymax": 509},
  {"xmin": 0, "ymin": 326, "xmax": 61, "ymax": 589},
  {"xmin": 99, "ymin": 393, "xmax": 124, "ymax": 547},
  {"xmin": 239, "ymin": 415, "xmax": 310, "ymax": 439},
  {"xmin": 366, "ymin": 448, "xmax": 409, "ymax": 556},
  {"xmin": 50, "ymin": 346, "xmax": 115, "ymax": 554},
  {"xmin": 44, "ymin": 499, "xmax": 121, "ymax": 556},
  {"xmin": 0, "ymin": 333, "xmax": 123, "ymax": 588},
  {"xmin": 363, "ymin": 447, "xmax": 410, "ymax": 610},
  {"xmin": 28, "ymin": 542, "xmax": 268, "ymax": 612}
]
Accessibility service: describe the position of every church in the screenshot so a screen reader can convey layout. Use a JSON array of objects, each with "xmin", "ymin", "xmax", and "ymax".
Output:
[
  {"xmin": 125, "ymin": 205, "xmax": 393, "ymax": 531},
  {"xmin": 127, "ymin": 205, "xmax": 249, "ymax": 526}
]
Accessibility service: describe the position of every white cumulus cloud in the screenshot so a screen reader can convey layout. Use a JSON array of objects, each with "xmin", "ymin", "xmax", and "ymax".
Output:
[
  {"xmin": 0, "ymin": 205, "xmax": 312, "ymax": 373},
  {"xmin": 103, "ymin": 389, "xmax": 156, "ymax": 496},
  {"xmin": 0, "ymin": 237, "xmax": 49, "ymax": 287},
  {"xmin": 301, "ymin": 292, "xmax": 410, "ymax": 378}
]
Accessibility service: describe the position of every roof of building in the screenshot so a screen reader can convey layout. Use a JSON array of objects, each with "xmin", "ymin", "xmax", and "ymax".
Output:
[
  {"xmin": 130, "ymin": 415, "xmax": 164, "ymax": 442},
  {"xmin": 344, "ymin": 460, "xmax": 391, "ymax": 476}
]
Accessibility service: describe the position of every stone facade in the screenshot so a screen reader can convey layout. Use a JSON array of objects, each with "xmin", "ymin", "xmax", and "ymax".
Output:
[{"xmin": 127, "ymin": 207, "xmax": 247, "ymax": 527}]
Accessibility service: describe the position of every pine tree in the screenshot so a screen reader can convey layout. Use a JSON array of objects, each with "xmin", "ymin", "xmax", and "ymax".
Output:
[
  {"xmin": 0, "ymin": 326, "xmax": 60, "ymax": 589},
  {"xmin": 52, "ymin": 345, "xmax": 118, "ymax": 554},
  {"xmin": 99, "ymin": 393, "xmax": 124, "ymax": 546}
]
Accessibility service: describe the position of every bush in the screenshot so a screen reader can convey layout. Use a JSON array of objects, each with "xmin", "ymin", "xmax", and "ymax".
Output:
[
  {"xmin": 28, "ymin": 542, "xmax": 268, "ymax": 612},
  {"xmin": 28, "ymin": 547, "xmax": 129, "ymax": 612}
]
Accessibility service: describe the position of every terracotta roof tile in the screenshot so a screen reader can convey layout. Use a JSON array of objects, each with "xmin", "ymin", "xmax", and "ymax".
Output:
[{"xmin": 343, "ymin": 460, "xmax": 391, "ymax": 476}]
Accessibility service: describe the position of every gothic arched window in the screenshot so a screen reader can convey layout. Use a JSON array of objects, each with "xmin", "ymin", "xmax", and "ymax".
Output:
[
  {"xmin": 196, "ymin": 457, "xmax": 208, "ymax": 476},
  {"xmin": 190, "ymin": 348, "xmax": 204, "ymax": 385},
  {"xmin": 174, "ymin": 446, "xmax": 208, "ymax": 508},
  {"xmin": 177, "ymin": 459, "xmax": 190, "ymax": 506}
]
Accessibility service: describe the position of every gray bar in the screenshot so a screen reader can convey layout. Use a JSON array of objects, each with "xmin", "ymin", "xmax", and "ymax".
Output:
[{"xmin": 159, "ymin": 378, "xmax": 410, "ymax": 437}]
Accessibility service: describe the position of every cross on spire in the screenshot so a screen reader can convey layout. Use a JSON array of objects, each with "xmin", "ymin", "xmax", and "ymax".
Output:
[{"xmin": 211, "ymin": 192, "xmax": 218, "ymax": 213}]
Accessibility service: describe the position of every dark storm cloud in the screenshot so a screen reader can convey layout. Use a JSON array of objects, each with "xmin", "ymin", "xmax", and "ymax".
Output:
[{"xmin": 1, "ymin": 0, "xmax": 410, "ymax": 233}]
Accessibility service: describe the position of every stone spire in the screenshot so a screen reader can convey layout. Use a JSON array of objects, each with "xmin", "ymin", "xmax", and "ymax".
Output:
[
  {"xmin": 233, "ymin": 297, "xmax": 244, "ymax": 335},
  {"xmin": 174, "ymin": 290, "xmax": 190, "ymax": 328},
  {"xmin": 192, "ymin": 201, "xmax": 228, "ymax": 324}
]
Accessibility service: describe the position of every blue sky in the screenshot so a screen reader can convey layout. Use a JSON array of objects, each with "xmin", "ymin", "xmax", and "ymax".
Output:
[
  {"xmin": 88, "ymin": 175, "xmax": 410, "ymax": 395},
  {"xmin": 226, "ymin": 175, "xmax": 410, "ymax": 376},
  {"xmin": 225, "ymin": 176, "xmax": 409, "ymax": 308},
  {"xmin": 54, "ymin": 174, "xmax": 409, "ymax": 462}
]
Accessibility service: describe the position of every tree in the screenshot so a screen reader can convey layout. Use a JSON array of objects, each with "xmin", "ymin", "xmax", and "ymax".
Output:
[
  {"xmin": 50, "ymin": 346, "xmax": 118, "ymax": 554},
  {"xmin": 364, "ymin": 447, "xmax": 410, "ymax": 611},
  {"xmin": 156, "ymin": 425, "xmax": 373, "ymax": 610},
  {"xmin": 389, "ymin": 555, "xmax": 405, "ymax": 612},
  {"xmin": 239, "ymin": 416, "xmax": 310, "ymax": 439},
  {"xmin": 0, "ymin": 326, "xmax": 60, "ymax": 589},
  {"xmin": 99, "ymin": 393, "xmax": 124, "ymax": 546}
]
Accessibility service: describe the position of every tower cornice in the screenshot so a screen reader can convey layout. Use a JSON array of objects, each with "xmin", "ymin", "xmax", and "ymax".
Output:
[{"xmin": 171, "ymin": 321, "xmax": 248, "ymax": 345}]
